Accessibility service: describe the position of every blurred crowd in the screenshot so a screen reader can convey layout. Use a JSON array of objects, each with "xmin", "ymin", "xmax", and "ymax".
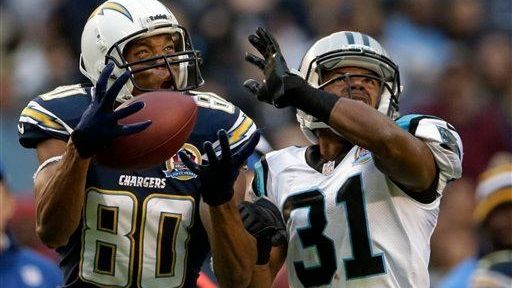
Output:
[{"xmin": 0, "ymin": 0, "xmax": 511, "ymax": 286}]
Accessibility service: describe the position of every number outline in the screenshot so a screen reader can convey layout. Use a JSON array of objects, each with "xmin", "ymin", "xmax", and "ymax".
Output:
[
  {"xmin": 40, "ymin": 84, "xmax": 87, "ymax": 101},
  {"xmin": 336, "ymin": 174, "xmax": 386, "ymax": 279},
  {"xmin": 284, "ymin": 174, "xmax": 387, "ymax": 286},
  {"xmin": 189, "ymin": 91, "xmax": 235, "ymax": 114},
  {"xmin": 138, "ymin": 193, "xmax": 195, "ymax": 287},
  {"xmin": 80, "ymin": 187, "xmax": 138, "ymax": 287},
  {"xmin": 79, "ymin": 188, "xmax": 195, "ymax": 288}
]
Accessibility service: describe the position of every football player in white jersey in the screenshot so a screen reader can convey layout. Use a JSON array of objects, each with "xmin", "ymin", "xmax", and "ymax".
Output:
[{"xmin": 231, "ymin": 28, "xmax": 464, "ymax": 288}]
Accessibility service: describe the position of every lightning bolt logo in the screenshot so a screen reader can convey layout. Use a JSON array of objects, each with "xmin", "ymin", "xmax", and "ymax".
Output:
[{"xmin": 88, "ymin": 2, "xmax": 133, "ymax": 22}]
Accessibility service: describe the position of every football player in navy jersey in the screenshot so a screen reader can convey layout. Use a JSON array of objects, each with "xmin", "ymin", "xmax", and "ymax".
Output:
[
  {"xmin": 17, "ymin": 0, "xmax": 260, "ymax": 287},
  {"xmin": 221, "ymin": 28, "xmax": 464, "ymax": 288}
]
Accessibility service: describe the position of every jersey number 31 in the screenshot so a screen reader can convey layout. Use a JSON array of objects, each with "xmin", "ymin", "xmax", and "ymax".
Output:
[{"xmin": 283, "ymin": 175, "xmax": 385, "ymax": 286}]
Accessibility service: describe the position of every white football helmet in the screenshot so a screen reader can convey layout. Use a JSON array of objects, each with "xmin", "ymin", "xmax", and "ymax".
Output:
[
  {"xmin": 80, "ymin": 0, "xmax": 204, "ymax": 102},
  {"xmin": 296, "ymin": 31, "xmax": 401, "ymax": 144}
]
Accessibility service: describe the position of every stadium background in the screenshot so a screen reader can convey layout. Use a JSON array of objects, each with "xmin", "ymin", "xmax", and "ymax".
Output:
[{"xmin": 0, "ymin": 0, "xmax": 510, "ymax": 286}]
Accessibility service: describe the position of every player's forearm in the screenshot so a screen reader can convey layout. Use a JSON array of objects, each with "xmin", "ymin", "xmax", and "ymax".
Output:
[
  {"xmin": 328, "ymin": 99, "xmax": 436, "ymax": 190},
  {"xmin": 34, "ymin": 142, "xmax": 89, "ymax": 248},
  {"xmin": 208, "ymin": 201, "xmax": 258, "ymax": 288},
  {"xmin": 248, "ymin": 265, "xmax": 273, "ymax": 288},
  {"xmin": 327, "ymin": 98, "xmax": 399, "ymax": 152},
  {"xmin": 287, "ymin": 78, "xmax": 407, "ymax": 155},
  {"xmin": 248, "ymin": 247, "xmax": 286, "ymax": 288}
]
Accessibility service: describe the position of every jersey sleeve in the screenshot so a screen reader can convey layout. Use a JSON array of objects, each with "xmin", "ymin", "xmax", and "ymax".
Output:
[
  {"xmin": 18, "ymin": 84, "xmax": 92, "ymax": 148},
  {"xmin": 396, "ymin": 114, "xmax": 463, "ymax": 193},
  {"xmin": 250, "ymin": 148, "xmax": 298, "ymax": 206},
  {"xmin": 188, "ymin": 91, "xmax": 258, "ymax": 158},
  {"xmin": 252, "ymin": 155, "xmax": 271, "ymax": 198}
]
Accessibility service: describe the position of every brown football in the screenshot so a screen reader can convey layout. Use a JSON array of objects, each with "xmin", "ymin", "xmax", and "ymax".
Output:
[{"xmin": 95, "ymin": 91, "xmax": 197, "ymax": 170}]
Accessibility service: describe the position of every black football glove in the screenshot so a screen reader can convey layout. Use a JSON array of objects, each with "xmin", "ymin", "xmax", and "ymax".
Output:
[
  {"xmin": 243, "ymin": 27, "xmax": 295, "ymax": 108},
  {"xmin": 179, "ymin": 129, "xmax": 261, "ymax": 206},
  {"xmin": 71, "ymin": 62, "xmax": 151, "ymax": 158},
  {"xmin": 238, "ymin": 197, "xmax": 287, "ymax": 264},
  {"xmin": 244, "ymin": 27, "xmax": 339, "ymax": 123}
]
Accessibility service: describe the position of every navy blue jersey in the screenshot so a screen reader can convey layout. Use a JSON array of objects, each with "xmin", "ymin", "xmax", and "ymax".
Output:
[{"xmin": 18, "ymin": 84, "xmax": 257, "ymax": 288}]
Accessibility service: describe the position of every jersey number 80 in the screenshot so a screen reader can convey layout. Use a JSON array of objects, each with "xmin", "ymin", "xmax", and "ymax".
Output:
[{"xmin": 80, "ymin": 188, "xmax": 194, "ymax": 288}]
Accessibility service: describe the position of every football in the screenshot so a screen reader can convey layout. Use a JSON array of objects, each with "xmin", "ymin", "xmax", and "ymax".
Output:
[{"xmin": 95, "ymin": 91, "xmax": 198, "ymax": 170}]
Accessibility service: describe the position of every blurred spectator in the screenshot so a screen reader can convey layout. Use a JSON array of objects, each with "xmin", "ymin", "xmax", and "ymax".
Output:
[
  {"xmin": 441, "ymin": 0, "xmax": 486, "ymax": 44},
  {"xmin": 469, "ymin": 250, "xmax": 512, "ymax": 288},
  {"xmin": 438, "ymin": 155, "xmax": 512, "ymax": 287},
  {"xmin": 474, "ymin": 32, "xmax": 512, "ymax": 103},
  {"xmin": 50, "ymin": 0, "xmax": 101, "ymax": 61},
  {"xmin": 8, "ymin": 196, "xmax": 58, "ymax": 262},
  {"xmin": 304, "ymin": 0, "xmax": 346, "ymax": 36},
  {"xmin": 345, "ymin": 0, "xmax": 386, "ymax": 36},
  {"xmin": 0, "ymin": 162, "xmax": 62, "ymax": 287},
  {"xmin": 430, "ymin": 178, "xmax": 478, "ymax": 283},
  {"xmin": 1, "ymin": 0, "xmax": 511, "ymax": 283},
  {"xmin": 381, "ymin": 0, "xmax": 454, "ymax": 112},
  {"xmin": 486, "ymin": 0, "xmax": 512, "ymax": 32},
  {"xmin": 474, "ymin": 32, "xmax": 512, "ymax": 151},
  {"xmin": 417, "ymin": 60, "xmax": 511, "ymax": 181}
]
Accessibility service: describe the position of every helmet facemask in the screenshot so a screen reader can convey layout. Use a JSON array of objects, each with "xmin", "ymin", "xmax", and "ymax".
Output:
[
  {"xmin": 296, "ymin": 34, "xmax": 401, "ymax": 144},
  {"xmin": 106, "ymin": 24, "xmax": 203, "ymax": 99},
  {"xmin": 79, "ymin": 0, "xmax": 205, "ymax": 103}
]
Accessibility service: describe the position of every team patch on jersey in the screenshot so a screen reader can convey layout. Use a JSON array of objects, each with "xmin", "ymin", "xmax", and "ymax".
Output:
[
  {"xmin": 353, "ymin": 147, "xmax": 372, "ymax": 165},
  {"xmin": 163, "ymin": 143, "xmax": 201, "ymax": 180}
]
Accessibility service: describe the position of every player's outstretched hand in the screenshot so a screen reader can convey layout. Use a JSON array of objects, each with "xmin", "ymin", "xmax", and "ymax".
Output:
[
  {"xmin": 179, "ymin": 129, "xmax": 261, "ymax": 206},
  {"xmin": 71, "ymin": 62, "xmax": 151, "ymax": 158},
  {"xmin": 244, "ymin": 27, "xmax": 304, "ymax": 108},
  {"xmin": 238, "ymin": 197, "xmax": 287, "ymax": 264}
]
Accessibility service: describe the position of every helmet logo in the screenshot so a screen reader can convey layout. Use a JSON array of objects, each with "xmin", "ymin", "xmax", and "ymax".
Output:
[{"xmin": 89, "ymin": 2, "xmax": 133, "ymax": 22}]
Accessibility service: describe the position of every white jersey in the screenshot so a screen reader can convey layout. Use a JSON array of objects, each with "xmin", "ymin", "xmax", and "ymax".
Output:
[{"xmin": 252, "ymin": 115, "xmax": 463, "ymax": 288}]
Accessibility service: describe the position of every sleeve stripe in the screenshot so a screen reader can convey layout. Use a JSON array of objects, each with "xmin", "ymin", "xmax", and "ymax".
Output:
[
  {"xmin": 228, "ymin": 115, "xmax": 254, "ymax": 146},
  {"xmin": 20, "ymin": 107, "xmax": 66, "ymax": 131},
  {"xmin": 20, "ymin": 101, "xmax": 74, "ymax": 134},
  {"xmin": 252, "ymin": 156, "xmax": 270, "ymax": 197},
  {"xmin": 396, "ymin": 114, "xmax": 424, "ymax": 131},
  {"xmin": 409, "ymin": 115, "xmax": 444, "ymax": 136}
]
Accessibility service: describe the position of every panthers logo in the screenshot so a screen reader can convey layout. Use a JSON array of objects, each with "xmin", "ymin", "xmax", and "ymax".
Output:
[{"xmin": 163, "ymin": 143, "xmax": 202, "ymax": 180}]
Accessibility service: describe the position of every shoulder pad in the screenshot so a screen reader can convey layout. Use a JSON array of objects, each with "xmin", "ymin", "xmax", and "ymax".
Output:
[
  {"xmin": 397, "ymin": 114, "xmax": 463, "ymax": 180},
  {"xmin": 396, "ymin": 114, "xmax": 462, "ymax": 159},
  {"xmin": 18, "ymin": 84, "xmax": 92, "ymax": 148},
  {"xmin": 187, "ymin": 91, "xmax": 258, "ymax": 156}
]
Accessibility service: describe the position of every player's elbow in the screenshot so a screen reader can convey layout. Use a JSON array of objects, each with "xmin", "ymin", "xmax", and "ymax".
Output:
[
  {"xmin": 375, "ymin": 133, "xmax": 437, "ymax": 192},
  {"xmin": 372, "ymin": 129, "xmax": 404, "ymax": 159},
  {"xmin": 36, "ymin": 220, "xmax": 69, "ymax": 248},
  {"xmin": 214, "ymin": 262, "xmax": 254, "ymax": 288},
  {"xmin": 217, "ymin": 270, "xmax": 253, "ymax": 288}
]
